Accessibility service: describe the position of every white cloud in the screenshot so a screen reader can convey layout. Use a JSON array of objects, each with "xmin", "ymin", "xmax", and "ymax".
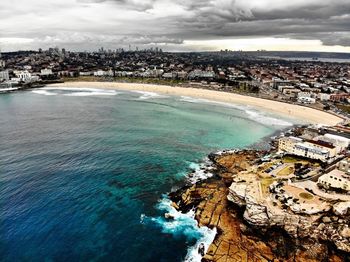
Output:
[{"xmin": 0, "ymin": 0, "xmax": 350, "ymax": 51}]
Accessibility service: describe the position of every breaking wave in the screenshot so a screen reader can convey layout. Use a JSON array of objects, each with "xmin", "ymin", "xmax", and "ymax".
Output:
[
  {"xmin": 63, "ymin": 90, "xmax": 118, "ymax": 96},
  {"xmin": 132, "ymin": 90, "xmax": 168, "ymax": 100},
  {"xmin": 179, "ymin": 96, "xmax": 293, "ymax": 127},
  {"xmin": 185, "ymin": 159, "xmax": 215, "ymax": 184},
  {"xmin": 36, "ymin": 87, "xmax": 119, "ymax": 96},
  {"xmin": 140, "ymin": 197, "xmax": 217, "ymax": 262},
  {"xmin": 31, "ymin": 90, "xmax": 57, "ymax": 96}
]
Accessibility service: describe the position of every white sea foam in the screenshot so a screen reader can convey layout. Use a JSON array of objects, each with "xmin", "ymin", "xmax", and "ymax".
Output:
[
  {"xmin": 133, "ymin": 90, "xmax": 168, "ymax": 100},
  {"xmin": 141, "ymin": 197, "xmax": 217, "ymax": 262},
  {"xmin": 184, "ymin": 226, "xmax": 217, "ymax": 262},
  {"xmin": 41, "ymin": 87, "xmax": 119, "ymax": 96},
  {"xmin": 43, "ymin": 87, "xmax": 103, "ymax": 92},
  {"xmin": 215, "ymin": 149, "xmax": 237, "ymax": 156},
  {"xmin": 179, "ymin": 96, "xmax": 212, "ymax": 104},
  {"xmin": 245, "ymin": 109, "xmax": 293, "ymax": 127},
  {"xmin": 186, "ymin": 159, "xmax": 215, "ymax": 184},
  {"xmin": 63, "ymin": 90, "xmax": 118, "ymax": 96},
  {"xmin": 179, "ymin": 95, "xmax": 293, "ymax": 127},
  {"xmin": 31, "ymin": 90, "xmax": 57, "ymax": 96}
]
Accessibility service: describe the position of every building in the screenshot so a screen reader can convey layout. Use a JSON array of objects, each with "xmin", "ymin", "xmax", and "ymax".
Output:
[
  {"xmin": 318, "ymin": 169, "xmax": 350, "ymax": 192},
  {"xmin": 0, "ymin": 50, "xmax": 5, "ymax": 68},
  {"xmin": 13, "ymin": 70, "xmax": 32, "ymax": 82},
  {"xmin": 278, "ymin": 136, "xmax": 303, "ymax": 152},
  {"xmin": 297, "ymin": 92, "xmax": 316, "ymax": 104},
  {"xmin": 0, "ymin": 70, "xmax": 9, "ymax": 81},
  {"xmin": 188, "ymin": 70, "xmax": 216, "ymax": 79},
  {"xmin": 318, "ymin": 93, "xmax": 330, "ymax": 101},
  {"xmin": 162, "ymin": 72, "xmax": 174, "ymax": 79},
  {"xmin": 330, "ymin": 93, "xmax": 350, "ymax": 102},
  {"xmin": 40, "ymin": 68, "xmax": 53, "ymax": 76},
  {"xmin": 319, "ymin": 134, "xmax": 350, "ymax": 153},
  {"xmin": 278, "ymin": 136, "xmax": 336, "ymax": 162},
  {"xmin": 94, "ymin": 70, "xmax": 106, "ymax": 77},
  {"xmin": 338, "ymin": 158, "xmax": 350, "ymax": 174}
]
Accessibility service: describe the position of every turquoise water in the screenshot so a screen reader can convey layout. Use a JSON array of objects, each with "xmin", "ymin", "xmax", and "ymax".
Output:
[{"xmin": 0, "ymin": 87, "xmax": 291, "ymax": 261}]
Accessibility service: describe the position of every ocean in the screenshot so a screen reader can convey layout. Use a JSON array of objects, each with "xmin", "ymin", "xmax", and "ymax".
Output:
[{"xmin": 0, "ymin": 87, "xmax": 294, "ymax": 261}]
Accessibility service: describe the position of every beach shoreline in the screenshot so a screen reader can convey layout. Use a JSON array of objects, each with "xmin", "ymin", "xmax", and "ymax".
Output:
[{"xmin": 48, "ymin": 81, "xmax": 344, "ymax": 125}]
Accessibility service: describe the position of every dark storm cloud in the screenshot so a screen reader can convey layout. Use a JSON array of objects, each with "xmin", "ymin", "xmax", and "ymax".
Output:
[{"xmin": 1, "ymin": 0, "xmax": 350, "ymax": 51}]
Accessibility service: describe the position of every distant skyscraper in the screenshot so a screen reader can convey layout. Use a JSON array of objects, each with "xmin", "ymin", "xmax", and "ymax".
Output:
[{"xmin": 0, "ymin": 49, "xmax": 5, "ymax": 68}]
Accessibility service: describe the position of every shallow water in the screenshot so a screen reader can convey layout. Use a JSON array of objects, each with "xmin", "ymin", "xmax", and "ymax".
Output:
[{"xmin": 0, "ymin": 87, "xmax": 293, "ymax": 261}]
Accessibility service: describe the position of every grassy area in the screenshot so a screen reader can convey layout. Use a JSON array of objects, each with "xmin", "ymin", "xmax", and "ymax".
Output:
[
  {"xmin": 299, "ymin": 192, "xmax": 314, "ymax": 200},
  {"xmin": 260, "ymin": 178, "xmax": 274, "ymax": 196},
  {"xmin": 277, "ymin": 166, "xmax": 294, "ymax": 177},
  {"xmin": 282, "ymin": 156, "xmax": 302, "ymax": 163}
]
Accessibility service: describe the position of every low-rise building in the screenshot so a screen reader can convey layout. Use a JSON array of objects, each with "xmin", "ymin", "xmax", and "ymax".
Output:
[
  {"xmin": 318, "ymin": 169, "xmax": 350, "ymax": 192},
  {"xmin": 338, "ymin": 158, "xmax": 350, "ymax": 174},
  {"xmin": 297, "ymin": 92, "xmax": 316, "ymax": 104},
  {"xmin": 13, "ymin": 70, "xmax": 32, "ymax": 82},
  {"xmin": 40, "ymin": 68, "xmax": 53, "ymax": 76},
  {"xmin": 0, "ymin": 70, "xmax": 9, "ymax": 81},
  {"xmin": 319, "ymin": 134, "xmax": 350, "ymax": 153},
  {"xmin": 278, "ymin": 136, "xmax": 336, "ymax": 161}
]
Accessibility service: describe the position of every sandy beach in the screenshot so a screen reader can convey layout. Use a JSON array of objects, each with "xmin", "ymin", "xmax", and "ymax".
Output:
[{"xmin": 49, "ymin": 82, "xmax": 344, "ymax": 126}]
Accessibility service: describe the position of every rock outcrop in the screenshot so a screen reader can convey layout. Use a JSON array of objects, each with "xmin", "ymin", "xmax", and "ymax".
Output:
[{"xmin": 169, "ymin": 150, "xmax": 349, "ymax": 261}]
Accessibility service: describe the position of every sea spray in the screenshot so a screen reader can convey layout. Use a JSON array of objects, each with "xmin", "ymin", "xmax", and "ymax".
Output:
[
  {"xmin": 185, "ymin": 158, "xmax": 215, "ymax": 184},
  {"xmin": 179, "ymin": 95, "xmax": 293, "ymax": 127},
  {"xmin": 33, "ymin": 87, "xmax": 119, "ymax": 96},
  {"xmin": 141, "ymin": 197, "xmax": 217, "ymax": 262},
  {"xmin": 31, "ymin": 90, "xmax": 58, "ymax": 96},
  {"xmin": 132, "ymin": 90, "xmax": 168, "ymax": 100}
]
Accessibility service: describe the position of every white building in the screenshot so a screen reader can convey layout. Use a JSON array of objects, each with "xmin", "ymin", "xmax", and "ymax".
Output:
[
  {"xmin": 298, "ymin": 92, "xmax": 316, "ymax": 104},
  {"xmin": 94, "ymin": 69, "xmax": 114, "ymax": 77},
  {"xmin": 338, "ymin": 159, "xmax": 350, "ymax": 174},
  {"xmin": 318, "ymin": 169, "xmax": 350, "ymax": 192},
  {"xmin": 79, "ymin": 71, "xmax": 93, "ymax": 76},
  {"xmin": 278, "ymin": 136, "xmax": 336, "ymax": 162},
  {"xmin": 94, "ymin": 70, "xmax": 106, "ymax": 77},
  {"xmin": 320, "ymin": 134, "xmax": 350, "ymax": 153},
  {"xmin": 318, "ymin": 93, "xmax": 330, "ymax": 101},
  {"xmin": 162, "ymin": 72, "xmax": 174, "ymax": 79},
  {"xmin": 40, "ymin": 68, "xmax": 53, "ymax": 76},
  {"xmin": 13, "ymin": 70, "xmax": 32, "ymax": 82},
  {"xmin": 0, "ymin": 70, "xmax": 9, "ymax": 81}
]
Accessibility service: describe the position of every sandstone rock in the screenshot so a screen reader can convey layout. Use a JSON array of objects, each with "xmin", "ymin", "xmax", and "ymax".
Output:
[
  {"xmin": 170, "ymin": 150, "xmax": 350, "ymax": 261},
  {"xmin": 333, "ymin": 202, "xmax": 350, "ymax": 216},
  {"xmin": 243, "ymin": 203, "xmax": 270, "ymax": 226},
  {"xmin": 322, "ymin": 216, "xmax": 332, "ymax": 223},
  {"xmin": 340, "ymin": 226, "xmax": 350, "ymax": 239}
]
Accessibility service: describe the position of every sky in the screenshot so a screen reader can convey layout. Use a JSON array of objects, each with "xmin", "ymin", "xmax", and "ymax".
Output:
[{"xmin": 1, "ymin": 0, "xmax": 350, "ymax": 52}]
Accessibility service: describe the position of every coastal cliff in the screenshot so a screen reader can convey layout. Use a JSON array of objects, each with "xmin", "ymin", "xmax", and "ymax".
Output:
[{"xmin": 169, "ymin": 150, "xmax": 349, "ymax": 261}]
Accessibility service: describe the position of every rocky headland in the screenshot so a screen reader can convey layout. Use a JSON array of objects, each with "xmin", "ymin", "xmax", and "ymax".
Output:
[{"xmin": 169, "ymin": 150, "xmax": 350, "ymax": 261}]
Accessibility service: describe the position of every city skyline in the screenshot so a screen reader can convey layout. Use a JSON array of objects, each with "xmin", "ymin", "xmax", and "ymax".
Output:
[{"xmin": 1, "ymin": 0, "xmax": 350, "ymax": 52}]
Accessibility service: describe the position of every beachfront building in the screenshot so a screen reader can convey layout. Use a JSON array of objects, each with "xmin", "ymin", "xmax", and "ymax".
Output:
[
  {"xmin": 318, "ymin": 169, "xmax": 350, "ymax": 192},
  {"xmin": 13, "ymin": 70, "xmax": 32, "ymax": 82},
  {"xmin": 40, "ymin": 68, "xmax": 53, "ymax": 76},
  {"xmin": 188, "ymin": 70, "xmax": 216, "ymax": 80},
  {"xmin": 0, "ymin": 70, "xmax": 9, "ymax": 81},
  {"xmin": 317, "ymin": 134, "xmax": 350, "ymax": 154},
  {"xmin": 297, "ymin": 92, "xmax": 316, "ymax": 104},
  {"xmin": 278, "ymin": 136, "xmax": 336, "ymax": 162}
]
